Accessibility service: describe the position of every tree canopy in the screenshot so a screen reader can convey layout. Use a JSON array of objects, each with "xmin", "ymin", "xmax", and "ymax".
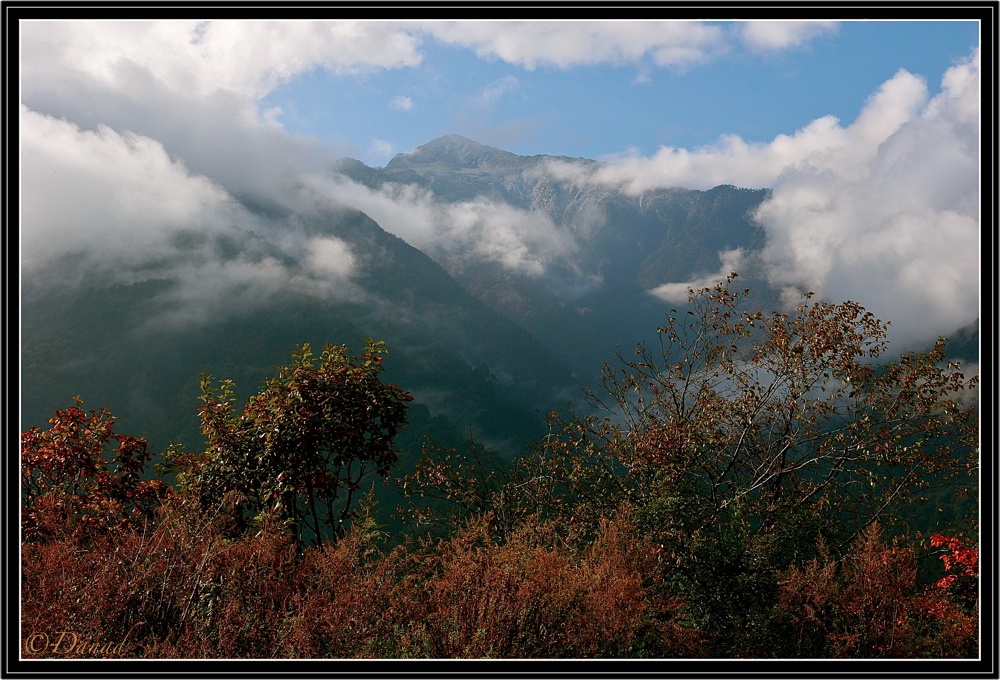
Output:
[{"xmin": 192, "ymin": 339, "xmax": 413, "ymax": 546}]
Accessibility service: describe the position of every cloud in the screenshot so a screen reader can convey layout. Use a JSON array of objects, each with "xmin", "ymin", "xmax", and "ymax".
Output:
[
  {"xmin": 20, "ymin": 47, "xmax": 342, "ymax": 218},
  {"xmin": 740, "ymin": 21, "xmax": 838, "ymax": 51},
  {"xmin": 303, "ymin": 174, "xmax": 578, "ymax": 277},
  {"xmin": 756, "ymin": 49, "xmax": 980, "ymax": 348},
  {"xmin": 20, "ymin": 106, "xmax": 236, "ymax": 271},
  {"xmin": 20, "ymin": 20, "xmax": 425, "ymax": 101},
  {"xmin": 303, "ymin": 236, "xmax": 358, "ymax": 280},
  {"xmin": 419, "ymin": 21, "xmax": 729, "ymax": 70},
  {"xmin": 20, "ymin": 108, "xmax": 360, "ymax": 327},
  {"xmin": 479, "ymin": 76, "xmax": 520, "ymax": 107},
  {"xmin": 17, "ymin": 21, "xmax": 580, "ymax": 319},
  {"xmin": 369, "ymin": 138, "xmax": 396, "ymax": 159},
  {"xmin": 566, "ymin": 47, "xmax": 979, "ymax": 350},
  {"xmin": 18, "ymin": 20, "xmax": 839, "ymax": 117},
  {"xmin": 390, "ymin": 95, "xmax": 414, "ymax": 111},
  {"xmin": 18, "ymin": 21, "xmax": 979, "ymax": 353},
  {"xmin": 542, "ymin": 67, "xmax": 929, "ymax": 193},
  {"xmin": 649, "ymin": 249, "xmax": 747, "ymax": 304}
]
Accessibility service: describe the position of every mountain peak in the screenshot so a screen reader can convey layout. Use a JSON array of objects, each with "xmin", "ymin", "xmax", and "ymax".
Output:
[{"xmin": 388, "ymin": 134, "xmax": 519, "ymax": 170}]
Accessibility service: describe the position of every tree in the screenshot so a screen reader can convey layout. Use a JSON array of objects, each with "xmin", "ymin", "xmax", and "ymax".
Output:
[
  {"xmin": 394, "ymin": 434, "xmax": 529, "ymax": 539},
  {"xmin": 517, "ymin": 274, "xmax": 977, "ymax": 654},
  {"xmin": 572, "ymin": 274, "xmax": 977, "ymax": 541},
  {"xmin": 194, "ymin": 339, "xmax": 413, "ymax": 546},
  {"xmin": 21, "ymin": 397, "xmax": 171, "ymax": 543}
]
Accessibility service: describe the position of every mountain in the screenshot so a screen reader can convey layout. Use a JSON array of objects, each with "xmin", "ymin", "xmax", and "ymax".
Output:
[
  {"xmin": 20, "ymin": 204, "xmax": 580, "ymax": 460},
  {"xmin": 336, "ymin": 135, "xmax": 772, "ymax": 376},
  {"xmin": 27, "ymin": 133, "xmax": 977, "ymax": 461},
  {"xmin": 942, "ymin": 318, "xmax": 979, "ymax": 365}
]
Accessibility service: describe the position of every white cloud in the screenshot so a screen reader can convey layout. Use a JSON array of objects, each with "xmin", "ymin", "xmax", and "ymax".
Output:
[
  {"xmin": 419, "ymin": 20, "xmax": 729, "ymax": 70},
  {"xmin": 649, "ymin": 249, "xmax": 746, "ymax": 304},
  {"xmin": 20, "ymin": 20, "xmax": 425, "ymax": 101},
  {"xmin": 390, "ymin": 95, "xmax": 414, "ymax": 111},
  {"xmin": 369, "ymin": 138, "xmax": 396, "ymax": 159},
  {"xmin": 20, "ymin": 106, "xmax": 236, "ymax": 271},
  {"xmin": 303, "ymin": 236, "xmax": 357, "ymax": 280},
  {"xmin": 304, "ymin": 175, "xmax": 578, "ymax": 277},
  {"xmin": 756, "ymin": 48, "xmax": 980, "ymax": 348},
  {"xmin": 541, "ymin": 67, "xmax": 928, "ymax": 193},
  {"xmin": 17, "ymin": 20, "xmax": 978, "ymax": 351},
  {"xmin": 551, "ymin": 47, "xmax": 979, "ymax": 350},
  {"xmin": 20, "ymin": 108, "xmax": 360, "ymax": 327},
  {"xmin": 18, "ymin": 20, "xmax": 840, "ymax": 114},
  {"xmin": 480, "ymin": 76, "xmax": 520, "ymax": 106},
  {"xmin": 741, "ymin": 21, "xmax": 838, "ymax": 51}
]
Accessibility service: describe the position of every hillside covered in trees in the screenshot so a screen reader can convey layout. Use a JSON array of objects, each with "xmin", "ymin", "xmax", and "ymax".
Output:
[{"xmin": 20, "ymin": 278, "xmax": 980, "ymax": 662}]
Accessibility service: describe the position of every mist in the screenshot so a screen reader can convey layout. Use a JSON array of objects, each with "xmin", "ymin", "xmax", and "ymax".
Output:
[{"xmin": 20, "ymin": 108, "xmax": 362, "ymax": 329}]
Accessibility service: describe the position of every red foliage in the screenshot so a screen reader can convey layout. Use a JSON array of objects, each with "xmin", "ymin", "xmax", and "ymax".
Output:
[
  {"xmin": 22, "ymin": 488, "xmax": 302, "ymax": 658},
  {"xmin": 398, "ymin": 513, "xmax": 702, "ymax": 658},
  {"xmin": 777, "ymin": 525, "xmax": 978, "ymax": 658},
  {"xmin": 930, "ymin": 533, "xmax": 978, "ymax": 585},
  {"xmin": 927, "ymin": 532, "xmax": 978, "ymax": 620},
  {"xmin": 21, "ymin": 398, "xmax": 171, "ymax": 543}
]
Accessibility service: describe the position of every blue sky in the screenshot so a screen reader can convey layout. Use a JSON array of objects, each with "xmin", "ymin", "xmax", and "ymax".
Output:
[
  {"xmin": 19, "ymin": 19, "xmax": 982, "ymax": 350},
  {"xmin": 259, "ymin": 20, "xmax": 980, "ymax": 165}
]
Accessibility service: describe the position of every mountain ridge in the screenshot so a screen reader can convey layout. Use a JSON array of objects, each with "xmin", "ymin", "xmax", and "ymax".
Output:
[
  {"xmin": 20, "ymin": 201, "xmax": 580, "ymax": 458},
  {"xmin": 334, "ymin": 136, "xmax": 772, "ymax": 377}
]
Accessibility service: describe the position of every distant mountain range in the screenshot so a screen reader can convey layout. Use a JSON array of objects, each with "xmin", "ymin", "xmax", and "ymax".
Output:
[{"xmin": 20, "ymin": 134, "xmax": 978, "ymax": 469}]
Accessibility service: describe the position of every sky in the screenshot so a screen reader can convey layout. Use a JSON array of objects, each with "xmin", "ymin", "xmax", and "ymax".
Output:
[
  {"xmin": 259, "ymin": 20, "xmax": 979, "ymax": 166},
  {"xmin": 18, "ymin": 18, "xmax": 983, "ymax": 351}
]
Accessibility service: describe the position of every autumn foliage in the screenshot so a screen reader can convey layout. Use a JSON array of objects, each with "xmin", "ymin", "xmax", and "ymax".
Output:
[
  {"xmin": 20, "ymin": 283, "xmax": 980, "ymax": 659},
  {"xmin": 777, "ymin": 526, "xmax": 978, "ymax": 658},
  {"xmin": 194, "ymin": 340, "xmax": 412, "ymax": 546},
  {"xmin": 21, "ymin": 398, "xmax": 171, "ymax": 543}
]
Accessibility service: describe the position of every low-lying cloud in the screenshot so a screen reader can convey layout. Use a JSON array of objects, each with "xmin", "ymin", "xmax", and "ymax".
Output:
[
  {"xmin": 649, "ymin": 249, "xmax": 747, "ymax": 304},
  {"xmin": 21, "ymin": 106, "xmax": 240, "ymax": 272},
  {"xmin": 21, "ymin": 108, "xmax": 361, "ymax": 328},
  {"xmin": 757, "ymin": 49, "xmax": 980, "ymax": 349},
  {"xmin": 304, "ymin": 175, "xmax": 578, "ymax": 277}
]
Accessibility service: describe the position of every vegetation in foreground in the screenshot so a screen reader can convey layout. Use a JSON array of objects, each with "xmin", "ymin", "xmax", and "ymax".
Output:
[{"xmin": 20, "ymin": 277, "xmax": 979, "ymax": 659}]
